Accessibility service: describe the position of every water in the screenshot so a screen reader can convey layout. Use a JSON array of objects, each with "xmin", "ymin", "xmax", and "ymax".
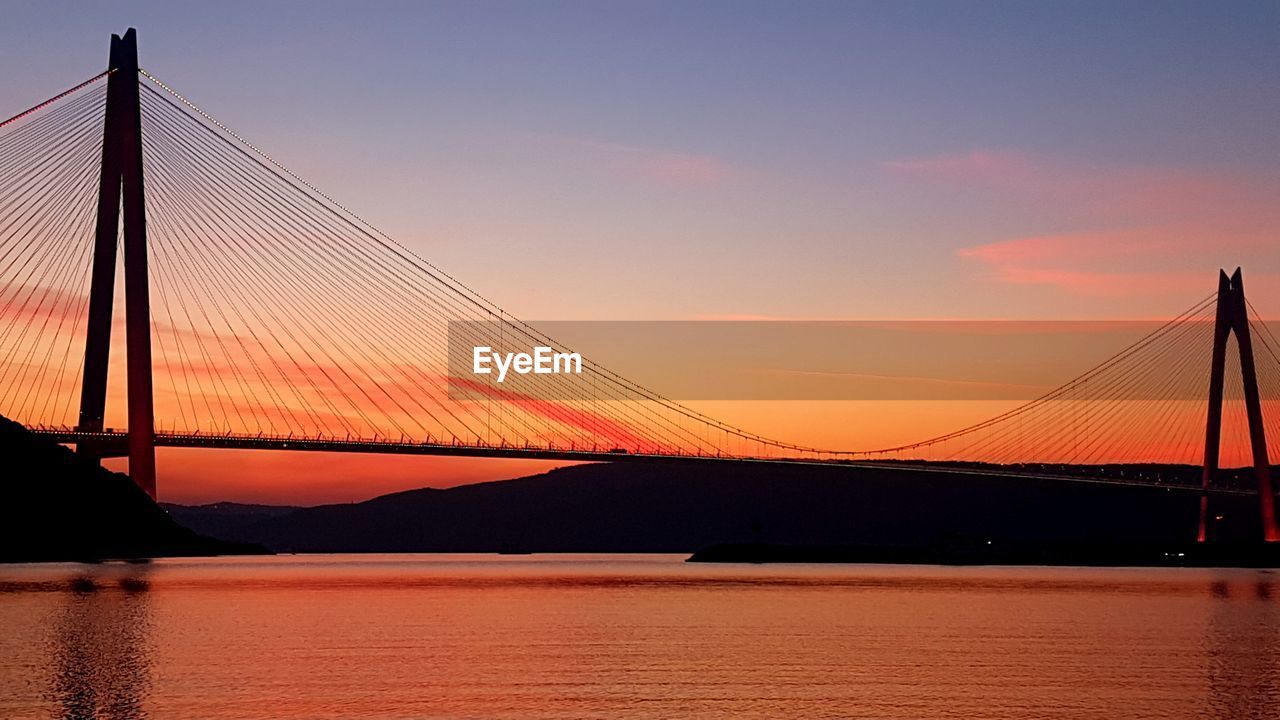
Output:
[{"xmin": 1, "ymin": 555, "xmax": 1279, "ymax": 719}]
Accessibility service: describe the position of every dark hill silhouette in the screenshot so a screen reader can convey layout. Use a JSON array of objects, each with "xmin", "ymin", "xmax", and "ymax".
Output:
[
  {"xmin": 0, "ymin": 416, "xmax": 262, "ymax": 562},
  {"xmin": 167, "ymin": 461, "xmax": 1268, "ymax": 554},
  {"xmin": 162, "ymin": 502, "xmax": 299, "ymax": 543}
]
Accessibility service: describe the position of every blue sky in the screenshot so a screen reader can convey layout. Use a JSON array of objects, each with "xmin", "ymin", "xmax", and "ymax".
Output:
[{"xmin": 2, "ymin": 0, "xmax": 1277, "ymax": 320}]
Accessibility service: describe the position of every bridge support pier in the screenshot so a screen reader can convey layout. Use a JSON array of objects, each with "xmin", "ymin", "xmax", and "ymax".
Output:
[
  {"xmin": 75, "ymin": 29, "xmax": 156, "ymax": 499},
  {"xmin": 1198, "ymin": 268, "xmax": 1276, "ymax": 542}
]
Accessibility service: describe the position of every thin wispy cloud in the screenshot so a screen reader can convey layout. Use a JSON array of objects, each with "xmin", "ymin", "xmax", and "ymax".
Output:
[
  {"xmin": 503, "ymin": 130, "xmax": 739, "ymax": 189},
  {"xmin": 881, "ymin": 150, "xmax": 1036, "ymax": 186}
]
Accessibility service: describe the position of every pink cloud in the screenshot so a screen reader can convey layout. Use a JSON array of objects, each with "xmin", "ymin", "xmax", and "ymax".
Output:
[
  {"xmin": 976, "ymin": 267, "xmax": 1209, "ymax": 298},
  {"xmin": 882, "ymin": 148, "xmax": 1246, "ymax": 221},
  {"xmin": 958, "ymin": 228, "xmax": 1279, "ymax": 298},
  {"xmin": 956, "ymin": 228, "xmax": 1225, "ymax": 267},
  {"xmin": 884, "ymin": 148, "xmax": 1280, "ymax": 300}
]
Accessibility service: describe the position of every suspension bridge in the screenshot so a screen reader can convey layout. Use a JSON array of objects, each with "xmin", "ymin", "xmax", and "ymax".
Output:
[{"xmin": 1, "ymin": 31, "xmax": 1278, "ymax": 541}]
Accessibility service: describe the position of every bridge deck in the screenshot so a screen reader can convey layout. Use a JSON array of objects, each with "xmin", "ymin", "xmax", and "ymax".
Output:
[{"xmin": 28, "ymin": 428, "xmax": 1256, "ymax": 496}]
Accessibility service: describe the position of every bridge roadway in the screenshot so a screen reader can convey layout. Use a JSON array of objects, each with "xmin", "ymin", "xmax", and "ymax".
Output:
[{"xmin": 26, "ymin": 428, "xmax": 1257, "ymax": 497}]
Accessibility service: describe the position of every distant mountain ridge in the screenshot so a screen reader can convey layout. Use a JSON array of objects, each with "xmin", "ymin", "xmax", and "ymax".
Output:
[
  {"xmin": 163, "ymin": 502, "xmax": 300, "ymax": 543},
  {"xmin": 162, "ymin": 461, "xmax": 1265, "ymax": 553}
]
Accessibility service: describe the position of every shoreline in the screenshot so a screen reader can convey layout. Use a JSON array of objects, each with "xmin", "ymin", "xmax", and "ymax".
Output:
[{"xmin": 686, "ymin": 542, "xmax": 1280, "ymax": 568}]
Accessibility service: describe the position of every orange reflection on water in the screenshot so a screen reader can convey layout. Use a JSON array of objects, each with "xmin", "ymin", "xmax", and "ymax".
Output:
[{"xmin": 1, "ymin": 555, "xmax": 1279, "ymax": 719}]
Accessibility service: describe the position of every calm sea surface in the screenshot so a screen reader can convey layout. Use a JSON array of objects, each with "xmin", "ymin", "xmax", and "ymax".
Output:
[{"xmin": 1, "ymin": 554, "xmax": 1279, "ymax": 719}]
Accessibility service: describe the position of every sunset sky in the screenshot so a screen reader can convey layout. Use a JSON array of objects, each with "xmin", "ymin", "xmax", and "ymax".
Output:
[{"xmin": 1, "ymin": 2, "xmax": 1277, "ymax": 504}]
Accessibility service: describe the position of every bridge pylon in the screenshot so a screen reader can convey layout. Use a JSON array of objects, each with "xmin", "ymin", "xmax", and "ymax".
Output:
[
  {"xmin": 1198, "ymin": 268, "xmax": 1275, "ymax": 542},
  {"xmin": 75, "ymin": 29, "xmax": 156, "ymax": 498}
]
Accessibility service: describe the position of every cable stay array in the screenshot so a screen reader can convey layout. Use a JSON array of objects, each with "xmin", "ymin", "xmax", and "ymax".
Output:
[
  {"xmin": 0, "ymin": 75, "xmax": 108, "ymax": 432},
  {"xmin": 0, "ymin": 69, "xmax": 1276, "ymax": 484}
]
